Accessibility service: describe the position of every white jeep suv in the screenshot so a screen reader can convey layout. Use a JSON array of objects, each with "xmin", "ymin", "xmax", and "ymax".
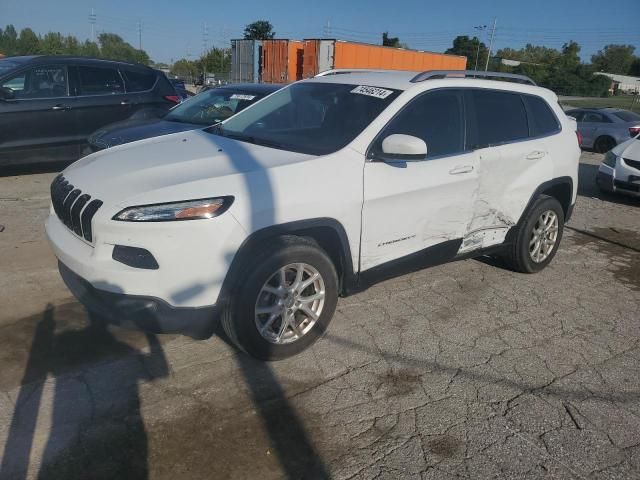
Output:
[{"xmin": 46, "ymin": 70, "xmax": 580, "ymax": 359}]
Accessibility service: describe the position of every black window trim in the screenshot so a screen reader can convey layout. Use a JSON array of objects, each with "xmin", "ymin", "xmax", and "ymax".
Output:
[
  {"xmin": 366, "ymin": 87, "xmax": 469, "ymax": 163},
  {"xmin": 0, "ymin": 63, "xmax": 70, "ymax": 101}
]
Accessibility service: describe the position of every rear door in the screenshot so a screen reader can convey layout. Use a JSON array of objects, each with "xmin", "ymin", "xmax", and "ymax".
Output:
[
  {"xmin": 120, "ymin": 67, "xmax": 168, "ymax": 115},
  {"xmin": 70, "ymin": 64, "xmax": 133, "ymax": 138},
  {"xmin": 361, "ymin": 89, "xmax": 478, "ymax": 270},
  {"xmin": 579, "ymin": 111, "xmax": 612, "ymax": 148},
  {"xmin": 464, "ymin": 89, "xmax": 557, "ymax": 250},
  {"xmin": 0, "ymin": 63, "xmax": 79, "ymax": 165}
]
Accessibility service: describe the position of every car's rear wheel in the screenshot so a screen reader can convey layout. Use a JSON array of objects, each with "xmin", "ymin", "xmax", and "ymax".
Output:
[
  {"xmin": 502, "ymin": 195, "xmax": 564, "ymax": 273},
  {"xmin": 594, "ymin": 136, "xmax": 616, "ymax": 154},
  {"xmin": 222, "ymin": 236, "xmax": 338, "ymax": 360}
]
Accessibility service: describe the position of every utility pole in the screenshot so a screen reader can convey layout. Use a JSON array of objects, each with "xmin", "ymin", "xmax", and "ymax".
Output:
[
  {"xmin": 323, "ymin": 20, "xmax": 331, "ymax": 38},
  {"xmin": 136, "ymin": 20, "xmax": 142, "ymax": 50},
  {"xmin": 485, "ymin": 17, "xmax": 497, "ymax": 71},
  {"xmin": 89, "ymin": 8, "xmax": 96, "ymax": 42},
  {"xmin": 473, "ymin": 25, "xmax": 487, "ymax": 71}
]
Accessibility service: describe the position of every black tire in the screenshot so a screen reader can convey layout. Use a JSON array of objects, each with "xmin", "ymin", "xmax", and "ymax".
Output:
[
  {"xmin": 221, "ymin": 236, "xmax": 338, "ymax": 360},
  {"xmin": 594, "ymin": 136, "xmax": 616, "ymax": 154},
  {"xmin": 502, "ymin": 195, "xmax": 565, "ymax": 273}
]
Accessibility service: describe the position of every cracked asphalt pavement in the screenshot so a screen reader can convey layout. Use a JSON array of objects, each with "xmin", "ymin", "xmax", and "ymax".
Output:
[{"xmin": 0, "ymin": 152, "xmax": 639, "ymax": 479}]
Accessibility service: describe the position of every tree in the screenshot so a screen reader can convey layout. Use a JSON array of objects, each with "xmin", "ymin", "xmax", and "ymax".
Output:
[
  {"xmin": 63, "ymin": 36, "xmax": 81, "ymax": 56},
  {"xmin": 0, "ymin": 24, "xmax": 18, "ymax": 56},
  {"xmin": 446, "ymin": 35, "xmax": 488, "ymax": 70},
  {"xmin": 97, "ymin": 33, "xmax": 150, "ymax": 64},
  {"xmin": 382, "ymin": 32, "xmax": 400, "ymax": 47},
  {"xmin": 40, "ymin": 32, "xmax": 66, "ymax": 55},
  {"xmin": 592, "ymin": 44, "xmax": 636, "ymax": 74},
  {"xmin": 80, "ymin": 40, "xmax": 100, "ymax": 57},
  {"xmin": 17, "ymin": 28, "xmax": 40, "ymax": 54},
  {"xmin": 243, "ymin": 20, "xmax": 275, "ymax": 40},
  {"xmin": 630, "ymin": 57, "xmax": 640, "ymax": 77}
]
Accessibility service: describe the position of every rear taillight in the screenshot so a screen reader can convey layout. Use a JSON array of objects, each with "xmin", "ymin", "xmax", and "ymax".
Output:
[
  {"xmin": 630, "ymin": 126, "xmax": 640, "ymax": 137},
  {"xmin": 164, "ymin": 95, "xmax": 180, "ymax": 104},
  {"xmin": 576, "ymin": 130, "xmax": 584, "ymax": 146}
]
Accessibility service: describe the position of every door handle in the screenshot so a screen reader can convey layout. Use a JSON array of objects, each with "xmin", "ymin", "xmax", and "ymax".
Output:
[
  {"xmin": 526, "ymin": 150, "xmax": 546, "ymax": 160},
  {"xmin": 449, "ymin": 165, "xmax": 474, "ymax": 175},
  {"xmin": 120, "ymin": 100, "xmax": 131, "ymax": 105},
  {"xmin": 52, "ymin": 104, "xmax": 70, "ymax": 111}
]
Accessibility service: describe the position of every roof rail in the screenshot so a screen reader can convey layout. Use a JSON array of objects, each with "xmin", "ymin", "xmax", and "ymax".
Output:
[
  {"xmin": 410, "ymin": 70, "xmax": 537, "ymax": 85},
  {"xmin": 315, "ymin": 69, "xmax": 403, "ymax": 77}
]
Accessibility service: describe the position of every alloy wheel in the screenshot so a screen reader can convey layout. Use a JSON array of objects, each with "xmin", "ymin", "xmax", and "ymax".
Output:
[{"xmin": 529, "ymin": 210, "xmax": 559, "ymax": 263}]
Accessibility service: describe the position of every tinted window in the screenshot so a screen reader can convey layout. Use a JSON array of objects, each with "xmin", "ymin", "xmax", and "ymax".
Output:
[
  {"xmin": 613, "ymin": 111, "xmax": 640, "ymax": 122},
  {"xmin": 77, "ymin": 66, "xmax": 124, "ymax": 95},
  {"xmin": 523, "ymin": 95, "xmax": 560, "ymax": 136},
  {"xmin": 1, "ymin": 65, "xmax": 67, "ymax": 99},
  {"xmin": 582, "ymin": 112, "xmax": 611, "ymax": 123},
  {"xmin": 471, "ymin": 90, "xmax": 528, "ymax": 146},
  {"xmin": 373, "ymin": 90, "xmax": 464, "ymax": 158},
  {"xmin": 123, "ymin": 69, "xmax": 156, "ymax": 91},
  {"xmin": 566, "ymin": 110, "xmax": 584, "ymax": 121}
]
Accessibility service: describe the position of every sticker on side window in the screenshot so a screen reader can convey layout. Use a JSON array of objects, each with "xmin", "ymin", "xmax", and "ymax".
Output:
[
  {"xmin": 230, "ymin": 94, "xmax": 256, "ymax": 101},
  {"xmin": 350, "ymin": 85, "xmax": 393, "ymax": 99}
]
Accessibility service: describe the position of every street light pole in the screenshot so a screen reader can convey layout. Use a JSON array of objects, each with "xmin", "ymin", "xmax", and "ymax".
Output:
[
  {"xmin": 485, "ymin": 17, "xmax": 497, "ymax": 71},
  {"xmin": 473, "ymin": 25, "xmax": 487, "ymax": 71}
]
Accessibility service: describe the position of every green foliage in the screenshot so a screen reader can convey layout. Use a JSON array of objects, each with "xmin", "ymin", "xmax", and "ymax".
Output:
[
  {"xmin": 591, "ymin": 44, "xmax": 636, "ymax": 74},
  {"xmin": 382, "ymin": 32, "xmax": 401, "ymax": 48},
  {"xmin": 17, "ymin": 28, "xmax": 40, "ymax": 54},
  {"xmin": 169, "ymin": 48, "xmax": 230, "ymax": 82},
  {"xmin": 243, "ymin": 20, "xmax": 275, "ymax": 40},
  {"xmin": 446, "ymin": 35, "xmax": 488, "ymax": 70},
  {"xmin": 0, "ymin": 24, "xmax": 151, "ymax": 64}
]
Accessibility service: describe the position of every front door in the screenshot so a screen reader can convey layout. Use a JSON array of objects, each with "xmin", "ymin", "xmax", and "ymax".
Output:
[
  {"xmin": 0, "ymin": 64, "xmax": 79, "ymax": 165},
  {"xmin": 360, "ymin": 89, "xmax": 478, "ymax": 271}
]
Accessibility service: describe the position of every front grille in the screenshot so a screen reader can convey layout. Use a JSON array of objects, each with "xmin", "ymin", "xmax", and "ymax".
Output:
[
  {"xmin": 50, "ymin": 175, "xmax": 103, "ymax": 242},
  {"xmin": 623, "ymin": 158, "xmax": 640, "ymax": 171}
]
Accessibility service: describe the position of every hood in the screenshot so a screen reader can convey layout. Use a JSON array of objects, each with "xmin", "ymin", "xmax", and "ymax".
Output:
[
  {"xmin": 89, "ymin": 118, "xmax": 202, "ymax": 148},
  {"xmin": 63, "ymin": 129, "xmax": 314, "ymax": 207},
  {"xmin": 613, "ymin": 136, "xmax": 640, "ymax": 160}
]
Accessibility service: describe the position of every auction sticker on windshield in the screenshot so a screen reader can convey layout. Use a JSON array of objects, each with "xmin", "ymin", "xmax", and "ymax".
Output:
[
  {"xmin": 350, "ymin": 85, "xmax": 394, "ymax": 99},
  {"xmin": 230, "ymin": 94, "xmax": 256, "ymax": 101}
]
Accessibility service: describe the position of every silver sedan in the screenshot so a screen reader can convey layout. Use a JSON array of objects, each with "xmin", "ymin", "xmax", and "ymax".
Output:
[{"xmin": 566, "ymin": 107, "xmax": 640, "ymax": 153}]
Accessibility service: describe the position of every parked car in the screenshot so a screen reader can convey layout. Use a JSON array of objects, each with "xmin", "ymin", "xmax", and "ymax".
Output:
[
  {"xmin": 566, "ymin": 107, "xmax": 640, "ymax": 153},
  {"xmin": 46, "ymin": 70, "xmax": 580, "ymax": 360},
  {"xmin": 596, "ymin": 133, "xmax": 640, "ymax": 197},
  {"xmin": 0, "ymin": 56, "xmax": 180, "ymax": 167},
  {"xmin": 87, "ymin": 83, "xmax": 282, "ymax": 152},
  {"xmin": 169, "ymin": 78, "xmax": 189, "ymax": 101}
]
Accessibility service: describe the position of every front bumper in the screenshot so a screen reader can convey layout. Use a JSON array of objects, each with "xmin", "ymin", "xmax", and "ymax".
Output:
[
  {"xmin": 597, "ymin": 164, "xmax": 640, "ymax": 197},
  {"xmin": 59, "ymin": 261, "xmax": 219, "ymax": 338}
]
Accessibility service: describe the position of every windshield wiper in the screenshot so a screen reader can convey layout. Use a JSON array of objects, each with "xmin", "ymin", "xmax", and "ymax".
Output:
[{"xmin": 224, "ymin": 133, "xmax": 284, "ymax": 149}]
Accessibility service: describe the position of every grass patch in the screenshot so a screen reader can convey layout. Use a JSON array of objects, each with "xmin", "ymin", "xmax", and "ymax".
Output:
[{"xmin": 561, "ymin": 96, "xmax": 640, "ymax": 111}]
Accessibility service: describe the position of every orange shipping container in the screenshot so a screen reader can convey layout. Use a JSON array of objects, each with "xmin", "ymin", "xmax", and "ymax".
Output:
[
  {"xmin": 261, "ymin": 39, "xmax": 304, "ymax": 83},
  {"xmin": 302, "ymin": 39, "xmax": 467, "ymax": 79}
]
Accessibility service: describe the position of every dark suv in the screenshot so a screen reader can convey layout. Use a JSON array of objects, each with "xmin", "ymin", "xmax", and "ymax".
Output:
[{"xmin": 0, "ymin": 56, "xmax": 179, "ymax": 167}]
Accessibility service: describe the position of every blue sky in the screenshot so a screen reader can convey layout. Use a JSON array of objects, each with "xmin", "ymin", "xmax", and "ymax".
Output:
[{"xmin": 1, "ymin": 0, "xmax": 638, "ymax": 64}]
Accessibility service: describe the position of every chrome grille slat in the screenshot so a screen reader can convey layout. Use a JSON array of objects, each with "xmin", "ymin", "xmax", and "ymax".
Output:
[{"xmin": 50, "ymin": 175, "xmax": 103, "ymax": 243}]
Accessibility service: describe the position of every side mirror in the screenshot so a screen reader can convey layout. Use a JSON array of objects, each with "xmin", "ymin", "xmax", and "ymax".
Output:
[
  {"xmin": 0, "ymin": 87, "xmax": 15, "ymax": 101},
  {"xmin": 380, "ymin": 134, "xmax": 427, "ymax": 161}
]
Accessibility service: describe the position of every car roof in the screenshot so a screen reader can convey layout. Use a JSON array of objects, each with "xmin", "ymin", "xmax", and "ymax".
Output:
[
  {"xmin": 2, "ymin": 55, "xmax": 151, "ymax": 70},
  {"xmin": 306, "ymin": 70, "xmax": 556, "ymax": 98},
  {"xmin": 217, "ymin": 83, "xmax": 283, "ymax": 93}
]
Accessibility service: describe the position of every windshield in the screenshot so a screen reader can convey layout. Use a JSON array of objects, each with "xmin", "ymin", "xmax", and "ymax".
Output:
[
  {"xmin": 164, "ymin": 88, "xmax": 267, "ymax": 126},
  {"xmin": 613, "ymin": 110, "xmax": 640, "ymax": 122},
  {"xmin": 208, "ymin": 82, "xmax": 401, "ymax": 155}
]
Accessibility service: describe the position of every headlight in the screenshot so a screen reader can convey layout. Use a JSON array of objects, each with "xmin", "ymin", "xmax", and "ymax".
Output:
[
  {"xmin": 602, "ymin": 151, "xmax": 617, "ymax": 168},
  {"xmin": 113, "ymin": 197, "xmax": 233, "ymax": 222}
]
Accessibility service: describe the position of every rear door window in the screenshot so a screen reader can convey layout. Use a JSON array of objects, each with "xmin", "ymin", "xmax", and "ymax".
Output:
[
  {"xmin": 77, "ymin": 66, "xmax": 124, "ymax": 95},
  {"xmin": 122, "ymin": 69, "xmax": 156, "ymax": 92},
  {"xmin": 1, "ymin": 65, "xmax": 68, "ymax": 99},
  {"xmin": 522, "ymin": 95, "xmax": 560, "ymax": 137},
  {"xmin": 582, "ymin": 112, "xmax": 611, "ymax": 123},
  {"xmin": 470, "ymin": 90, "xmax": 529, "ymax": 147},
  {"xmin": 373, "ymin": 89, "xmax": 464, "ymax": 158}
]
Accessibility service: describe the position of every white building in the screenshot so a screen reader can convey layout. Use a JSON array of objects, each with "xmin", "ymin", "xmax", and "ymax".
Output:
[{"xmin": 594, "ymin": 72, "xmax": 640, "ymax": 94}]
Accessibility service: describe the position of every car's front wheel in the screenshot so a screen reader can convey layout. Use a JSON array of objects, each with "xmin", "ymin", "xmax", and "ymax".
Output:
[{"xmin": 222, "ymin": 236, "xmax": 338, "ymax": 360}]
